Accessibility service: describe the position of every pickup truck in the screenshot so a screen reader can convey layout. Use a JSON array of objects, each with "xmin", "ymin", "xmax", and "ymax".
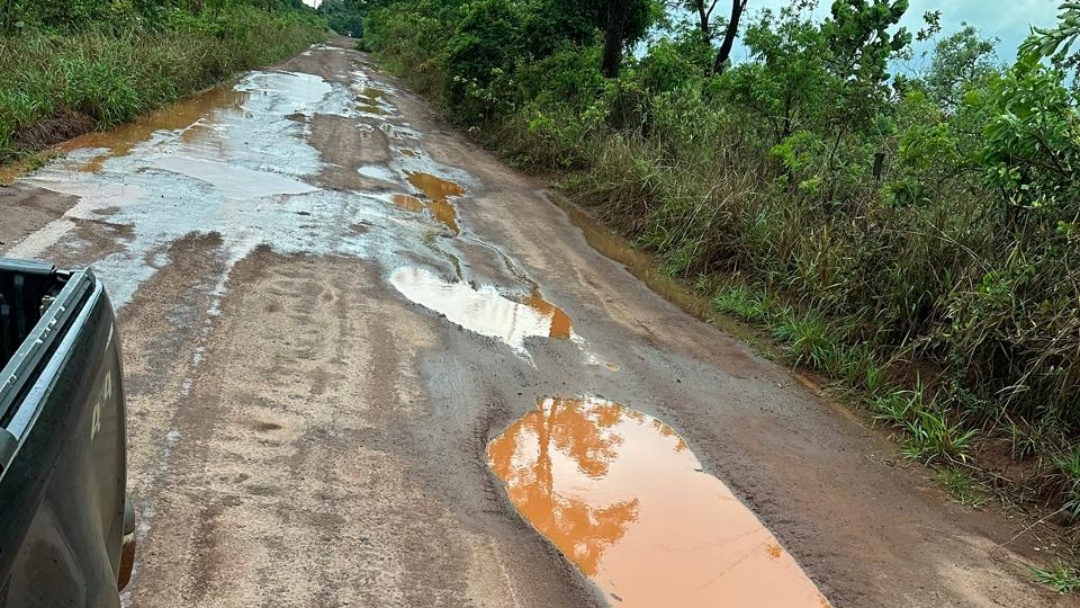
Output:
[{"xmin": 0, "ymin": 258, "xmax": 134, "ymax": 607}]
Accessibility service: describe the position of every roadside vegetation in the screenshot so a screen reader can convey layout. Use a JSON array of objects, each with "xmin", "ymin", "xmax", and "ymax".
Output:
[
  {"xmin": 355, "ymin": 0, "xmax": 1080, "ymax": 556},
  {"xmin": 0, "ymin": 0, "xmax": 325, "ymax": 162}
]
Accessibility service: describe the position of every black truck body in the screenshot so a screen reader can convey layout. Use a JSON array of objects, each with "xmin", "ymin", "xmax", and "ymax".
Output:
[{"xmin": 0, "ymin": 258, "xmax": 133, "ymax": 607}]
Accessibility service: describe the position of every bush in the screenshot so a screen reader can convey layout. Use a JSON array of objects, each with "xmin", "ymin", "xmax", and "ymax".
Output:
[
  {"xmin": 0, "ymin": 3, "xmax": 326, "ymax": 161},
  {"xmin": 363, "ymin": 0, "xmax": 1080, "ymax": 515}
]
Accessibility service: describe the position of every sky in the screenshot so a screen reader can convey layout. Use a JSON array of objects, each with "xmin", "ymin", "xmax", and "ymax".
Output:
[
  {"xmin": 671, "ymin": 0, "xmax": 1062, "ymax": 71},
  {"xmin": 299, "ymin": 0, "xmax": 1060, "ymax": 69}
]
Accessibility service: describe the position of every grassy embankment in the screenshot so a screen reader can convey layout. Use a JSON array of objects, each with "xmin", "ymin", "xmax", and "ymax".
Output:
[
  {"xmin": 360, "ymin": 0, "xmax": 1080, "ymax": 568},
  {"xmin": 0, "ymin": 4, "xmax": 326, "ymax": 165}
]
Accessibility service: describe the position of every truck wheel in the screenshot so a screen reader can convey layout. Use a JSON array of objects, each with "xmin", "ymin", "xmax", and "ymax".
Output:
[{"xmin": 118, "ymin": 499, "xmax": 136, "ymax": 590}]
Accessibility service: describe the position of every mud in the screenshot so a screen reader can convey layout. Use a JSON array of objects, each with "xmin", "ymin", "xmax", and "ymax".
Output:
[
  {"xmin": 488, "ymin": 397, "xmax": 829, "ymax": 607},
  {"xmin": 59, "ymin": 86, "xmax": 249, "ymax": 173},
  {"xmin": 392, "ymin": 193, "xmax": 425, "ymax": 213},
  {"xmin": 13, "ymin": 110, "xmax": 94, "ymax": 150},
  {"xmin": 1, "ymin": 36, "xmax": 1075, "ymax": 608},
  {"xmin": 0, "ymin": 184, "xmax": 78, "ymax": 252},
  {"xmin": 309, "ymin": 112, "xmax": 390, "ymax": 166}
]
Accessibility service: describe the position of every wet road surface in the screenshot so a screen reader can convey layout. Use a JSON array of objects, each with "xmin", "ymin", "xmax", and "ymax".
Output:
[{"xmin": 2, "ymin": 38, "xmax": 1076, "ymax": 608}]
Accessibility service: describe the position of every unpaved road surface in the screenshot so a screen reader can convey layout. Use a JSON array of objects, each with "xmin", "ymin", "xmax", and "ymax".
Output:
[{"xmin": 2, "ymin": 39, "xmax": 1075, "ymax": 608}]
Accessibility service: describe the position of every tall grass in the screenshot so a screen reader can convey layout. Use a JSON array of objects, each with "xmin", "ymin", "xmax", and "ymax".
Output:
[
  {"xmin": 366, "ymin": 12, "xmax": 1080, "ymax": 517},
  {"xmin": 564, "ymin": 92, "xmax": 1080, "ymax": 510},
  {"xmin": 0, "ymin": 6, "xmax": 325, "ymax": 161}
]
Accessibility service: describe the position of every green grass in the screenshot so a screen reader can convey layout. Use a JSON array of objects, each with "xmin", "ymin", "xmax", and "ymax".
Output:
[
  {"xmin": 771, "ymin": 311, "xmax": 837, "ymax": 372},
  {"xmin": 712, "ymin": 284, "xmax": 778, "ymax": 323},
  {"xmin": 901, "ymin": 406, "xmax": 977, "ymax": 465},
  {"xmin": 934, "ymin": 468, "xmax": 989, "ymax": 508},
  {"xmin": 1054, "ymin": 449, "xmax": 1080, "ymax": 524},
  {"xmin": 866, "ymin": 384, "xmax": 975, "ymax": 465},
  {"xmin": 1030, "ymin": 563, "xmax": 1080, "ymax": 594},
  {"xmin": 364, "ymin": 2, "xmax": 1080, "ymax": 521},
  {"xmin": 0, "ymin": 6, "xmax": 325, "ymax": 162}
]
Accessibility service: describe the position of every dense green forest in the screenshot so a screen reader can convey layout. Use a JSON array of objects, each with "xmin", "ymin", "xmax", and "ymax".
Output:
[
  {"xmin": 0, "ymin": 0, "xmax": 325, "ymax": 161},
  {"xmin": 358, "ymin": 0, "xmax": 1080, "ymax": 527}
]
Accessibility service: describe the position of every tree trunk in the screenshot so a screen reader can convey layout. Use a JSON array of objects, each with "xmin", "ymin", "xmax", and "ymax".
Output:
[
  {"xmin": 601, "ymin": 36, "xmax": 622, "ymax": 77},
  {"xmin": 601, "ymin": 7, "xmax": 623, "ymax": 78},
  {"xmin": 2, "ymin": 0, "xmax": 13, "ymax": 33},
  {"xmin": 697, "ymin": 2, "xmax": 709, "ymax": 37},
  {"xmin": 712, "ymin": 0, "xmax": 747, "ymax": 76},
  {"xmin": 695, "ymin": 0, "xmax": 720, "ymax": 39}
]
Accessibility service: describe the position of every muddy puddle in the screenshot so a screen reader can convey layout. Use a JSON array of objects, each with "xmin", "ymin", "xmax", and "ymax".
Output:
[
  {"xmin": 11, "ymin": 50, "xmax": 580, "ymax": 365},
  {"xmin": 390, "ymin": 267, "xmax": 575, "ymax": 352},
  {"xmin": 61, "ymin": 86, "xmax": 249, "ymax": 173},
  {"xmin": 356, "ymin": 86, "xmax": 392, "ymax": 115},
  {"xmin": 406, "ymin": 171, "xmax": 465, "ymax": 234},
  {"xmin": 488, "ymin": 397, "xmax": 830, "ymax": 607},
  {"xmin": 9, "ymin": 69, "xmax": 375, "ymax": 306},
  {"xmin": 392, "ymin": 194, "xmax": 425, "ymax": 213}
]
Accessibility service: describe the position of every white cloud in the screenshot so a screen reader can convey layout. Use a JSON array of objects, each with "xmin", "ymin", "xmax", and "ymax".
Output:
[{"xmin": 689, "ymin": 0, "xmax": 1061, "ymax": 64}]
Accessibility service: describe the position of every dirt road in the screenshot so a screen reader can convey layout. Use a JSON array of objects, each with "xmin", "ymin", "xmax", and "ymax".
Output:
[{"xmin": 2, "ymin": 38, "xmax": 1074, "ymax": 608}]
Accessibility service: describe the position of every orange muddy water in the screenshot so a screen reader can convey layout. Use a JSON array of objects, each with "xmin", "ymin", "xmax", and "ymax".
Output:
[
  {"xmin": 62, "ymin": 85, "xmax": 249, "ymax": 173},
  {"xmin": 392, "ymin": 194, "xmax": 425, "ymax": 213},
  {"xmin": 522, "ymin": 289, "xmax": 573, "ymax": 340},
  {"xmin": 406, "ymin": 171, "xmax": 465, "ymax": 233},
  {"xmin": 487, "ymin": 397, "xmax": 831, "ymax": 608}
]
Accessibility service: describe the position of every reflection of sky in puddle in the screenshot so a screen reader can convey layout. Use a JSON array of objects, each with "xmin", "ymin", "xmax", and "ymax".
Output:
[
  {"xmin": 390, "ymin": 267, "xmax": 575, "ymax": 353},
  {"xmin": 7, "ymin": 70, "xmax": 388, "ymax": 306},
  {"xmin": 488, "ymin": 397, "xmax": 831, "ymax": 608},
  {"xmin": 151, "ymin": 157, "xmax": 318, "ymax": 199},
  {"xmin": 8, "ymin": 57, "xmax": 589, "ymax": 362}
]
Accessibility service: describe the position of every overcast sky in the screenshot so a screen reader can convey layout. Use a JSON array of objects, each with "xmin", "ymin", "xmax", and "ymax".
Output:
[
  {"xmin": 300, "ymin": 0, "xmax": 1061, "ymax": 69},
  {"xmin": 710, "ymin": 0, "xmax": 1061, "ymax": 69}
]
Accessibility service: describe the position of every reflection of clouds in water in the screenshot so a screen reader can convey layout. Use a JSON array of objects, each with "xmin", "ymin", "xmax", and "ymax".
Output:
[
  {"xmin": 389, "ymin": 267, "xmax": 575, "ymax": 353},
  {"xmin": 10, "ymin": 69, "xmax": 455, "ymax": 309}
]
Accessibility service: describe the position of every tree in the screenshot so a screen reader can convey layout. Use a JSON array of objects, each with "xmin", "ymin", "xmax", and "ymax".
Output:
[
  {"xmin": 676, "ymin": 0, "xmax": 719, "ymax": 38},
  {"xmin": 600, "ymin": 0, "xmax": 655, "ymax": 77},
  {"xmin": 670, "ymin": 0, "xmax": 749, "ymax": 75},
  {"xmin": 824, "ymin": 0, "xmax": 911, "ymax": 85},
  {"xmin": 319, "ymin": 0, "xmax": 365, "ymax": 36},
  {"xmin": 553, "ymin": 0, "xmax": 657, "ymax": 78},
  {"xmin": 1022, "ymin": 0, "xmax": 1080, "ymax": 69},
  {"xmin": 712, "ymin": 0, "xmax": 747, "ymax": 74},
  {"xmin": 921, "ymin": 26, "xmax": 998, "ymax": 110}
]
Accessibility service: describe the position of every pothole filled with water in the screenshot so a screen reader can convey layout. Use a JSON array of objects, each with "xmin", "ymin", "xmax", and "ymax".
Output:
[
  {"xmin": 406, "ymin": 171, "xmax": 465, "ymax": 234},
  {"xmin": 389, "ymin": 267, "xmax": 575, "ymax": 353},
  {"xmin": 487, "ymin": 396, "xmax": 831, "ymax": 607}
]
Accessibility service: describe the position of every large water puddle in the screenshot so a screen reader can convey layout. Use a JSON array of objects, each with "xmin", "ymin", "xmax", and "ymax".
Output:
[
  {"xmin": 390, "ymin": 267, "xmax": 575, "ymax": 353},
  {"xmin": 60, "ymin": 86, "xmax": 249, "ymax": 173},
  {"xmin": 10, "ymin": 52, "xmax": 587, "ymax": 363},
  {"xmin": 9, "ymin": 70, "xmax": 373, "ymax": 306},
  {"xmin": 488, "ymin": 397, "xmax": 831, "ymax": 607}
]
